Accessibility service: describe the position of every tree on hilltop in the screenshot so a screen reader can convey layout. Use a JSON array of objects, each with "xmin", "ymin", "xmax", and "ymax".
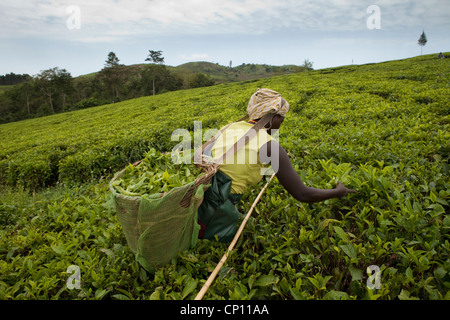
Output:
[
  {"xmin": 99, "ymin": 51, "xmax": 125, "ymax": 102},
  {"xmin": 144, "ymin": 50, "xmax": 166, "ymax": 96},
  {"xmin": 105, "ymin": 51, "xmax": 121, "ymax": 68},
  {"xmin": 418, "ymin": 30, "xmax": 427, "ymax": 55},
  {"xmin": 145, "ymin": 50, "xmax": 165, "ymax": 64},
  {"xmin": 35, "ymin": 67, "xmax": 73, "ymax": 113},
  {"xmin": 302, "ymin": 59, "xmax": 314, "ymax": 71}
]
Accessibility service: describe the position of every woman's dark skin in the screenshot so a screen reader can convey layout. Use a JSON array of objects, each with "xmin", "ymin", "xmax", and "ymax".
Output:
[{"xmin": 258, "ymin": 113, "xmax": 356, "ymax": 203}]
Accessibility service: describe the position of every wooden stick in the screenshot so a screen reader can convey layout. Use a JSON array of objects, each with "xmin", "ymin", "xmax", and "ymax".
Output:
[{"xmin": 194, "ymin": 173, "xmax": 276, "ymax": 300}]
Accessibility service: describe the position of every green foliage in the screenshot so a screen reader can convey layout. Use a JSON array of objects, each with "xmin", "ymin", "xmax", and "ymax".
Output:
[
  {"xmin": 0, "ymin": 54, "xmax": 449, "ymax": 300},
  {"xmin": 111, "ymin": 148, "xmax": 202, "ymax": 196},
  {"xmin": 0, "ymin": 73, "xmax": 31, "ymax": 85},
  {"xmin": 190, "ymin": 73, "xmax": 215, "ymax": 88}
]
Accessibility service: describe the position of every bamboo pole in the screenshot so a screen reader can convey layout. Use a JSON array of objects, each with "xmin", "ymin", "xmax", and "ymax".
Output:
[{"xmin": 194, "ymin": 173, "xmax": 276, "ymax": 300}]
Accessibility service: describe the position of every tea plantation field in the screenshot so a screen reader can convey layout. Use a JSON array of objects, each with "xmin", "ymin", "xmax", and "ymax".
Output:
[{"xmin": 0, "ymin": 53, "xmax": 449, "ymax": 300}]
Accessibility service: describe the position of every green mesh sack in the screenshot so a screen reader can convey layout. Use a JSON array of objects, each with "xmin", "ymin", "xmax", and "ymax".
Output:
[{"xmin": 109, "ymin": 154, "xmax": 218, "ymax": 273}]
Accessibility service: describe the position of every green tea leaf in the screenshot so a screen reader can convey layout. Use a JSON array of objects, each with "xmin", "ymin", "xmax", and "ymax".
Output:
[
  {"xmin": 255, "ymin": 275, "xmax": 279, "ymax": 287},
  {"xmin": 323, "ymin": 290, "xmax": 350, "ymax": 300},
  {"xmin": 333, "ymin": 226, "xmax": 348, "ymax": 240},
  {"xmin": 430, "ymin": 190, "xmax": 437, "ymax": 203},
  {"xmin": 95, "ymin": 289, "xmax": 110, "ymax": 300},
  {"xmin": 290, "ymin": 287, "xmax": 305, "ymax": 300},
  {"xmin": 349, "ymin": 266, "xmax": 363, "ymax": 281},
  {"xmin": 51, "ymin": 243, "xmax": 66, "ymax": 255},
  {"xmin": 307, "ymin": 277, "xmax": 320, "ymax": 290},
  {"xmin": 339, "ymin": 244, "xmax": 357, "ymax": 259},
  {"xmin": 112, "ymin": 294, "xmax": 131, "ymax": 300},
  {"xmin": 181, "ymin": 278, "xmax": 198, "ymax": 299},
  {"xmin": 319, "ymin": 219, "xmax": 340, "ymax": 231}
]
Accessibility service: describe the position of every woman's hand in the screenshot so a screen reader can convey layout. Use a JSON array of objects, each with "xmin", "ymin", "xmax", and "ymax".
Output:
[{"xmin": 335, "ymin": 181, "xmax": 357, "ymax": 198}]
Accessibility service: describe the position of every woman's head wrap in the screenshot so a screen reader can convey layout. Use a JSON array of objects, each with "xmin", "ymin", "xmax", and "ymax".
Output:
[{"xmin": 247, "ymin": 88, "xmax": 290, "ymax": 120}]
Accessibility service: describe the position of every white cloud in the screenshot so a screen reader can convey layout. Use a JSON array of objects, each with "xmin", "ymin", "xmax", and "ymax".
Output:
[{"xmin": 0, "ymin": 0, "xmax": 449, "ymax": 42}]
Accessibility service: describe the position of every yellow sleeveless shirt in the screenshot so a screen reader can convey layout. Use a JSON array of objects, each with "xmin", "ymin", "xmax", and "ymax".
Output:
[{"xmin": 211, "ymin": 121, "xmax": 273, "ymax": 194}]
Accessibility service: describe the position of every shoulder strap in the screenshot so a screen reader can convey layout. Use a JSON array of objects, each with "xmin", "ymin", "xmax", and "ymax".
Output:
[
  {"xmin": 194, "ymin": 113, "xmax": 274, "ymax": 165},
  {"xmin": 198, "ymin": 114, "xmax": 249, "ymax": 156},
  {"xmin": 215, "ymin": 113, "xmax": 274, "ymax": 165}
]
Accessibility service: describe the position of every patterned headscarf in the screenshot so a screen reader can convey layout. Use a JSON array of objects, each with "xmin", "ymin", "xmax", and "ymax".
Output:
[{"xmin": 247, "ymin": 88, "xmax": 290, "ymax": 120}]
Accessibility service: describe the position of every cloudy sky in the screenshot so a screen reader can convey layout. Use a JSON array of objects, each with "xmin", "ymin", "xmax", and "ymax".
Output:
[{"xmin": 1, "ymin": 0, "xmax": 449, "ymax": 76}]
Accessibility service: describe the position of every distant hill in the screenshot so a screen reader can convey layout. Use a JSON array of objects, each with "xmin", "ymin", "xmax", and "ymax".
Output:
[
  {"xmin": 76, "ymin": 63, "xmax": 147, "ymax": 79},
  {"xmin": 0, "ymin": 61, "xmax": 306, "ymax": 90},
  {"xmin": 76, "ymin": 61, "xmax": 307, "ymax": 84},
  {"xmin": 171, "ymin": 61, "xmax": 307, "ymax": 83}
]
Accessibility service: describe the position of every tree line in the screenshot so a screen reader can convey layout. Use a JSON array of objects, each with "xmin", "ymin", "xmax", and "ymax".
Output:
[
  {"xmin": 0, "ymin": 73, "xmax": 32, "ymax": 86},
  {"xmin": 0, "ymin": 50, "xmax": 215, "ymax": 124}
]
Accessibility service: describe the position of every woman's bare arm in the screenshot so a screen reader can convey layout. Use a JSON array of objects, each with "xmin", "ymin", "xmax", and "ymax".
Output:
[{"xmin": 260, "ymin": 140, "xmax": 356, "ymax": 203}]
